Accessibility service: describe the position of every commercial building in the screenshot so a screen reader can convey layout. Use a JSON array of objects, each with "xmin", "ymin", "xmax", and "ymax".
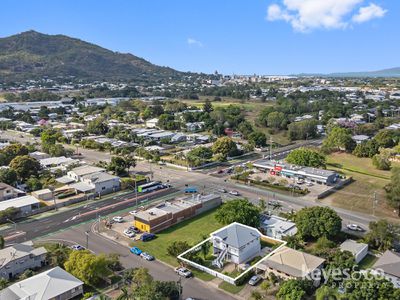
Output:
[
  {"xmin": 340, "ymin": 239, "xmax": 368, "ymax": 263},
  {"xmin": 253, "ymin": 159, "xmax": 339, "ymax": 185},
  {"xmin": 0, "ymin": 242, "xmax": 47, "ymax": 280},
  {"xmin": 0, "ymin": 266, "xmax": 84, "ymax": 300},
  {"xmin": 134, "ymin": 194, "xmax": 221, "ymax": 233}
]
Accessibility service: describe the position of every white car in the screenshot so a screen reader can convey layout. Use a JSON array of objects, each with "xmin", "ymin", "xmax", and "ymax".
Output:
[
  {"xmin": 347, "ymin": 224, "xmax": 365, "ymax": 232},
  {"xmin": 229, "ymin": 190, "xmax": 240, "ymax": 196},
  {"xmin": 129, "ymin": 210, "xmax": 137, "ymax": 215},
  {"xmin": 123, "ymin": 229, "xmax": 136, "ymax": 238},
  {"xmin": 112, "ymin": 216, "xmax": 124, "ymax": 223},
  {"xmin": 175, "ymin": 267, "xmax": 192, "ymax": 278}
]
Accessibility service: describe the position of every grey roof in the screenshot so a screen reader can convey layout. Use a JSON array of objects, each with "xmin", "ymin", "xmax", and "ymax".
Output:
[
  {"xmin": 69, "ymin": 165, "xmax": 105, "ymax": 176},
  {"xmin": 69, "ymin": 182, "xmax": 94, "ymax": 192},
  {"xmin": 56, "ymin": 176, "xmax": 75, "ymax": 184},
  {"xmin": 373, "ymin": 250, "xmax": 400, "ymax": 278},
  {"xmin": 0, "ymin": 243, "xmax": 47, "ymax": 268},
  {"xmin": 0, "ymin": 195, "xmax": 40, "ymax": 211},
  {"xmin": 212, "ymin": 223, "xmax": 261, "ymax": 249},
  {"xmin": 82, "ymin": 172, "xmax": 120, "ymax": 184},
  {"xmin": 0, "ymin": 266, "xmax": 83, "ymax": 300},
  {"xmin": 340, "ymin": 239, "xmax": 368, "ymax": 255}
]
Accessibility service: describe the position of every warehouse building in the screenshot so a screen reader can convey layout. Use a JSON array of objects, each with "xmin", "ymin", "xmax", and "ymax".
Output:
[{"xmin": 134, "ymin": 194, "xmax": 222, "ymax": 233}]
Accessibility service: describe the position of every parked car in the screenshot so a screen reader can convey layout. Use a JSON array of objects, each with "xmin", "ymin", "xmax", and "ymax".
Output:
[
  {"xmin": 130, "ymin": 246, "xmax": 142, "ymax": 255},
  {"xmin": 129, "ymin": 210, "xmax": 137, "ymax": 215},
  {"xmin": 218, "ymin": 188, "xmax": 227, "ymax": 193},
  {"xmin": 112, "ymin": 216, "xmax": 124, "ymax": 223},
  {"xmin": 347, "ymin": 224, "xmax": 365, "ymax": 232},
  {"xmin": 128, "ymin": 226, "xmax": 141, "ymax": 233},
  {"xmin": 141, "ymin": 233, "xmax": 156, "ymax": 242},
  {"xmin": 123, "ymin": 229, "xmax": 136, "ymax": 238},
  {"xmin": 70, "ymin": 244, "xmax": 85, "ymax": 251},
  {"xmin": 140, "ymin": 252, "xmax": 155, "ymax": 261},
  {"xmin": 306, "ymin": 182, "xmax": 313, "ymax": 187},
  {"xmin": 229, "ymin": 190, "xmax": 240, "ymax": 196},
  {"xmin": 248, "ymin": 275, "xmax": 262, "ymax": 286},
  {"xmin": 175, "ymin": 267, "xmax": 192, "ymax": 278}
]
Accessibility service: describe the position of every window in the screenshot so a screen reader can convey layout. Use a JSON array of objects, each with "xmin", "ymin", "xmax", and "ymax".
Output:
[{"xmin": 102, "ymin": 187, "xmax": 106, "ymax": 190}]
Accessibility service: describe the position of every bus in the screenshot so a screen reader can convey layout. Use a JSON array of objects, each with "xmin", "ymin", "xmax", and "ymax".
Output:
[
  {"xmin": 184, "ymin": 187, "xmax": 198, "ymax": 194},
  {"xmin": 137, "ymin": 181, "xmax": 165, "ymax": 193}
]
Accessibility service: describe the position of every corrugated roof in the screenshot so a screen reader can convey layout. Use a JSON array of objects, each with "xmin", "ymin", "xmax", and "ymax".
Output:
[
  {"xmin": 373, "ymin": 250, "xmax": 400, "ymax": 278},
  {"xmin": 212, "ymin": 223, "xmax": 261, "ymax": 249}
]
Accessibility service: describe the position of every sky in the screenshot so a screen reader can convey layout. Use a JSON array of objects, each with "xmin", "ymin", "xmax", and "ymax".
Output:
[{"xmin": 0, "ymin": 0, "xmax": 397, "ymax": 75}]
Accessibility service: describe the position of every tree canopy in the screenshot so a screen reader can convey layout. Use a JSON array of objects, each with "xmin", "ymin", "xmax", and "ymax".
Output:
[
  {"xmin": 286, "ymin": 147, "xmax": 326, "ymax": 168},
  {"xmin": 215, "ymin": 198, "xmax": 260, "ymax": 227},
  {"xmin": 295, "ymin": 206, "xmax": 342, "ymax": 240},
  {"xmin": 211, "ymin": 137, "xmax": 239, "ymax": 159},
  {"xmin": 9, "ymin": 155, "xmax": 41, "ymax": 180}
]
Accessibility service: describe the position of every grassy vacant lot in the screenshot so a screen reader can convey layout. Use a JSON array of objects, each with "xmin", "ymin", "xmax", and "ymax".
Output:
[
  {"xmin": 359, "ymin": 254, "xmax": 379, "ymax": 269},
  {"xmin": 130, "ymin": 208, "xmax": 222, "ymax": 266},
  {"xmin": 322, "ymin": 153, "xmax": 399, "ymax": 220}
]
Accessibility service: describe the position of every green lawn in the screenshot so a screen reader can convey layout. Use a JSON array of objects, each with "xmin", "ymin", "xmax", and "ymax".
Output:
[
  {"xmin": 322, "ymin": 153, "xmax": 399, "ymax": 220},
  {"xmin": 189, "ymin": 268, "xmax": 215, "ymax": 281},
  {"xmin": 218, "ymin": 281, "xmax": 246, "ymax": 294},
  {"xmin": 130, "ymin": 208, "xmax": 222, "ymax": 266},
  {"xmin": 359, "ymin": 254, "xmax": 379, "ymax": 269}
]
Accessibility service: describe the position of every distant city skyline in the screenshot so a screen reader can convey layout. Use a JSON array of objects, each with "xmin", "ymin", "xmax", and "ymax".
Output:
[{"xmin": 0, "ymin": 0, "xmax": 397, "ymax": 75}]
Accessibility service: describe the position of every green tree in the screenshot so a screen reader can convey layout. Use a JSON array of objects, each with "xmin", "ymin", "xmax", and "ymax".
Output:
[
  {"xmin": 372, "ymin": 150, "xmax": 391, "ymax": 170},
  {"xmin": 315, "ymin": 286, "xmax": 339, "ymax": 300},
  {"xmin": 0, "ymin": 278, "xmax": 8, "ymax": 290},
  {"xmin": 386, "ymin": 167, "xmax": 400, "ymax": 213},
  {"xmin": 0, "ymin": 207, "xmax": 18, "ymax": 222},
  {"xmin": 238, "ymin": 121, "xmax": 254, "ymax": 138},
  {"xmin": 344, "ymin": 273, "xmax": 398, "ymax": 300},
  {"xmin": 26, "ymin": 177, "xmax": 43, "ymax": 192},
  {"xmin": 41, "ymin": 128, "xmax": 62, "ymax": 153},
  {"xmin": 87, "ymin": 117, "xmax": 109, "ymax": 135},
  {"xmin": 167, "ymin": 241, "xmax": 191, "ymax": 257},
  {"xmin": 45, "ymin": 243, "xmax": 71, "ymax": 267},
  {"xmin": 373, "ymin": 129, "xmax": 396, "ymax": 148},
  {"xmin": 215, "ymin": 198, "xmax": 261, "ymax": 227},
  {"xmin": 0, "ymin": 143, "xmax": 29, "ymax": 165},
  {"xmin": 286, "ymin": 148, "xmax": 326, "ymax": 168},
  {"xmin": 364, "ymin": 219, "xmax": 398, "ymax": 251},
  {"xmin": 64, "ymin": 250, "xmax": 113, "ymax": 286},
  {"xmin": 325, "ymin": 250, "xmax": 356, "ymax": 284},
  {"xmin": 203, "ymin": 99, "xmax": 213, "ymax": 113},
  {"xmin": 212, "ymin": 137, "xmax": 239, "ymax": 159},
  {"xmin": 248, "ymin": 131, "xmax": 267, "ymax": 147},
  {"xmin": 352, "ymin": 140, "xmax": 379, "ymax": 158},
  {"xmin": 287, "ymin": 119, "xmax": 318, "ymax": 141},
  {"xmin": 0, "ymin": 168, "xmax": 17, "ymax": 185},
  {"xmin": 186, "ymin": 146, "xmax": 213, "ymax": 167},
  {"xmin": 276, "ymin": 279, "xmax": 313, "ymax": 300},
  {"xmin": 267, "ymin": 111, "xmax": 287, "ymax": 130},
  {"xmin": 295, "ymin": 207, "xmax": 342, "ymax": 240},
  {"xmin": 322, "ymin": 127, "xmax": 355, "ymax": 153},
  {"xmin": 9, "ymin": 155, "xmax": 41, "ymax": 181}
]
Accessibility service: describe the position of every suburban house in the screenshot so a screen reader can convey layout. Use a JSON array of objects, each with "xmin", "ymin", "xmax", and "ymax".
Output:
[
  {"xmin": 340, "ymin": 239, "xmax": 368, "ymax": 263},
  {"xmin": 185, "ymin": 122, "xmax": 205, "ymax": 132},
  {"xmin": 81, "ymin": 172, "xmax": 121, "ymax": 195},
  {"xmin": 372, "ymin": 250, "xmax": 400, "ymax": 288},
  {"xmin": 66, "ymin": 165, "xmax": 106, "ymax": 182},
  {"xmin": 256, "ymin": 246, "xmax": 325, "ymax": 281},
  {"xmin": 29, "ymin": 151, "xmax": 50, "ymax": 160},
  {"xmin": 134, "ymin": 194, "xmax": 221, "ymax": 233},
  {"xmin": 0, "ymin": 266, "xmax": 84, "ymax": 300},
  {"xmin": 352, "ymin": 135, "xmax": 370, "ymax": 144},
  {"xmin": 261, "ymin": 215, "xmax": 297, "ymax": 239},
  {"xmin": 210, "ymin": 222, "xmax": 262, "ymax": 268},
  {"xmin": 39, "ymin": 156, "xmax": 79, "ymax": 171},
  {"xmin": 0, "ymin": 241, "xmax": 47, "ymax": 280},
  {"xmin": 0, "ymin": 183, "xmax": 24, "ymax": 202},
  {"xmin": 0, "ymin": 195, "xmax": 41, "ymax": 217}
]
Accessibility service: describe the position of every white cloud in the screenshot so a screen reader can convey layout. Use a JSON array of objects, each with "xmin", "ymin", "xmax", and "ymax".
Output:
[
  {"xmin": 266, "ymin": 0, "xmax": 387, "ymax": 32},
  {"xmin": 187, "ymin": 38, "xmax": 203, "ymax": 47},
  {"xmin": 352, "ymin": 3, "xmax": 387, "ymax": 23}
]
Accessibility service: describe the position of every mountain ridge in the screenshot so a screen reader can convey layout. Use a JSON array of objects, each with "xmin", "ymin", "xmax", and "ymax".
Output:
[{"xmin": 0, "ymin": 30, "xmax": 183, "ymax": 83}]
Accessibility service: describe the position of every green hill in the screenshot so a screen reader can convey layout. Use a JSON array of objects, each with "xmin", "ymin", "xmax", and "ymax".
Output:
[{"xmin": 0, "ymin": 30, "xmax": 183, "ymax": 83}]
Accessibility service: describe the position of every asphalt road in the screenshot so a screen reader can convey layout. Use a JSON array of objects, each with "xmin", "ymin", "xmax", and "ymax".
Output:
[
  {"xmin": 1, "ymin": 188, "xmax": 178, "ymax": 243},
  {"xmin": 39, "ymin": 221, "xmax": 236, "ymax": 300}
]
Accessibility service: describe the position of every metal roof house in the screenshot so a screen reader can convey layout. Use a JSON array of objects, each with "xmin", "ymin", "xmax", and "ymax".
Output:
[
  {"xmin": 372, "ymin": 250, "xmax": 400, "ymax": 288},
  {"xmin": 211, "ymin": 223, "xmax": 262, "ymax": 267},
  {"xmin": 0, "ymin": 266, "xmax": 84, "ymax": 300},
  {"xmin": 340, "ymin": 239, "xmax": 368, "ymax": 263}
]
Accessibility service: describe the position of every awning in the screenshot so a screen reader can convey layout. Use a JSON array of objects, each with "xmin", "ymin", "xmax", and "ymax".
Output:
[
  {"xmin": 56, "ymin": 176, "xmax": 75, "ymax": 184},
  {"xmin": 69, "ymin": 182, "xmax": 94, "ymax": 193}
]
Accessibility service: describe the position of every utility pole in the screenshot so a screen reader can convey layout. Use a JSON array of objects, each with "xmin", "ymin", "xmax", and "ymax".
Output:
[
  {"xmin": 372, "ymin": 191, "xmax": 377, "ymax": 216},
  {"xmin": 85, "ymin": 231, "xmax": 89, "ymax": 249},
  {"xmin": 269, "ymin": 136, "xmax": 273, "ymax": 160}
]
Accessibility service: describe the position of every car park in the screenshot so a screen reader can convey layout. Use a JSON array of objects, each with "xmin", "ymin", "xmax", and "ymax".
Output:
[
  {"xmin": 248, "ymin": 275, "xmax": 262, "ymax": 286},
  {"xmin": 140, "ymin": 252, "xmax": 155, "ymax": 261},
  {"xmin": 130, "ymin": 246, "xmax": 142, "ymax": 255},
  {"xmin": 123, "ymin": 229, "xmax": 136, "ymax": 238},
  {"xmin": 175, "ymin": 267, "xmax": 192, "ymax": 278},
  {"xmin": 70, "ymin": 244, "xmax": 85, "ymax": 251},
  {"xmin": 112, "ymin": 216, "xmax": 124, "ymax": 223}
]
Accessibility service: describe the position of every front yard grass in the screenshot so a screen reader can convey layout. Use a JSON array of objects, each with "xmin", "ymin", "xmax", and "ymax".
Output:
[
  {"xmin": 219, "ymin": 281, "xmax": 246, "ymax": 294},
  {"xmin": 129, "ymin": 208, "xmax": 222, "ymax": 267},
  {"xmin": 359, "ymin": 254, "xmax": 379, "ymax": 269}
]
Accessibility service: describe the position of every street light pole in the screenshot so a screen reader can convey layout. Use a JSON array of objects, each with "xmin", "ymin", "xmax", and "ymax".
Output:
[{"xmin": 7, "ymin": 218, "xmax": 16, "ymax": 231}]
